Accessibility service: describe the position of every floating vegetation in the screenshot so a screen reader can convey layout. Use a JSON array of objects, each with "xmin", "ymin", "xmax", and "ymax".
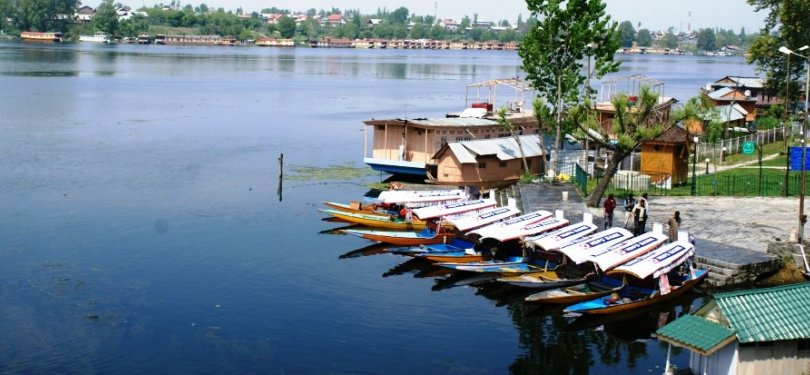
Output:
[{"xmin": 285, "ymin": 163, "xmax": 375, "ymax": 181}]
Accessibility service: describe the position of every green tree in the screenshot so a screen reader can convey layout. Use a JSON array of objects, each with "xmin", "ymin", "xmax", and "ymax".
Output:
[
  {"xmin": 278, "ymin": 15, "xmax": 295, "ymax": 38},
  {"xmin": 519, "ymin": 0, "xmax": 620, "ymax": 178},
  {"xmin": 696, "ymin": 28, "xmax": 716, "ymax": 51},
  {"xmin": 747, "ymin": 0, "xmax": 810, "ymax": 101},
  {"xmin": 13, "ymin": 0, "xmax": 78, "ymax": 31},
  {"xmin": 637, "ymin": 28, "xmax": 652, "ymax": 47},
  {"xmin": 617, "ymin": 20, "xmax": 636, "ymax": 47},
  {"xmin": 388, "ymin": 7, "xmax": 408, "ymax": 25},
  {"xmin": 92, "ymin": 0, "xmax": 119, "ymax": 35},
  {"xmin": 577, "ymin": 87, "xmax": 669, "ymax": 206},
  {"xmin": 662, "ymin": 27, "xmax": 679, "ymax": 49}
]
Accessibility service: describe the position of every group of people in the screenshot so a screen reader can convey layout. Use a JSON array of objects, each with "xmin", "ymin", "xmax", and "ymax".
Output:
[{"xmin": 602, "ymin": 192, "xmax": 681, "ymax": 242}]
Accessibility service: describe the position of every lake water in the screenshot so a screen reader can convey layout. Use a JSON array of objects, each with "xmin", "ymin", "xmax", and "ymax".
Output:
[{"xmin": 0, "ymin": 42, "xmax": 753, "ymax": 374}]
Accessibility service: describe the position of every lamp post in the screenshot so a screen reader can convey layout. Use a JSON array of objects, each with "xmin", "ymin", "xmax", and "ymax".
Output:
[
  {"xmin": 779, "ymin": 45, "xmax": 810, "ymax": 242},
  {"xmin": 705, "ymin": 158, "xmax": 710, "ymax": 175},
  {"xmin": 691, "ymin": 136, "xmax": 698, "ymax": 196}
]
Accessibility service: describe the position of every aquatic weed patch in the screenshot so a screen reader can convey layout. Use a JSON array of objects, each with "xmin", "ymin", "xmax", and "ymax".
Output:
[{"xmin": 285, "ymin": 163, "xmax": 375, "ymax": 181}]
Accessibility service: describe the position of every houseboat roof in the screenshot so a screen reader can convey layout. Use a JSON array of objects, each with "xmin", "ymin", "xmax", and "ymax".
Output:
[
  {"xmin": 709, "ymin": 103, "xmax": 748, "ymax": 123},
  {"xmin": 364, "ymin": 115, "xmax": 537, "ymax": 128},
  {"xmin": 433, "ymin": 134, "xmax": 545, "ymax": 163},
  {"xmin": 713, "ymin": 76, "xmax": 765, "ymax": 89}
]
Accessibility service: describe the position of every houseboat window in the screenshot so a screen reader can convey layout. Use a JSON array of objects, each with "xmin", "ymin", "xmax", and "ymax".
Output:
[
  {"xmin": 440, "ymin": 137, "xmax": 447, "ymax": 146},
  {"xmin": 478, "ymin": 162, "xmax": 487, "ymax": 169},
  {"xmin": 499, "ymin": 161, "xmax": 507, "ymax": 168},
  {"xmin": 456, "ymin": 137, "xmax": 464, "ymax": 141},
  {"xmin": 376, "ymin": 125, "xmax": 385, "ymax": 130}
]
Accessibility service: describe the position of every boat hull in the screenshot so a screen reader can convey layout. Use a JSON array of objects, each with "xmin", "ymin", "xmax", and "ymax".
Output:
[
  {"xmin": 498, "ymin": 270, "xmax": 587, "ymax": 289},
  {"xmin": 565, "ymin": 270, "xmax": 708, "ymax": 315},
  {"xmin": 320, "ymin": 209, "xmax": 427, "ymax": 230},
  {"xmin": 323, "ymin": 201, "xmax": 393, "ymax": 217},
  {"xmin": 524, "ymin": 281, "xmax": 621, "ymax": 305}
]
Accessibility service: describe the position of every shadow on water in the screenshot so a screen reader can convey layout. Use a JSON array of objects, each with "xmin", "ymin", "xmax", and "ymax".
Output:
[
  {"xmin": 338, "ymin": 242, "xmax": 391, "ymax": 259},
  {"xmin": 381, "ymin": 257, "xmax": 435, "ymax": 278}
]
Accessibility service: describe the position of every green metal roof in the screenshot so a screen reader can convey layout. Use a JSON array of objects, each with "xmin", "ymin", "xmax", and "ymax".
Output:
[
  {"xmin": 714, "ymin": 282, "xmax": 810, "ymax": 343},
  {"xmin": 656, "ymin": 315, "xmax": 736, "ymax": 355}
]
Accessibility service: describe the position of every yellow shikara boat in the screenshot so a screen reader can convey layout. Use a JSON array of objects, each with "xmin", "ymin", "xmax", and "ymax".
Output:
[{"xmin": 319, "ymin": 209, "xmax": 428, "ymax": 230}]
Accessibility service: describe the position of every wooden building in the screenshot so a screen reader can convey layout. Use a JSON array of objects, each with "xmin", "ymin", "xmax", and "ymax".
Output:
[
  {"xmin": 656, "ymin": 282, "xmax": 810, "ymax": 375},
  {"xmin": 704, "ymin": 87, "xmax": 757, "ymax": 123},
  {"xmin": 428, "ymin": 135, "xmax": 545, "ymax": 187},
  {"xmin": 640, "ymin": 125, "xmax": 690, "ymax": 185},
  {"xmin": 363, "ymin": 78, "xmax": 539, "ymax": 176},
  {"xmin": 594, "ymin": 75, "xmax": 677, "ymax": 140}
]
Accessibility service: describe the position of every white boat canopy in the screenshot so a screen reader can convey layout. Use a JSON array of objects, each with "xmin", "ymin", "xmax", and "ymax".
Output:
[
  {"xmin": 448, "ymin": 206, "xmax": 521, "ymax": 232},
  {"xmin": 554, "ymin": 227, "xmax": 633, "ymax": 265},
  {"xmin": 608, "ymin": 240, "xmax": 695, "ymax": 279}
]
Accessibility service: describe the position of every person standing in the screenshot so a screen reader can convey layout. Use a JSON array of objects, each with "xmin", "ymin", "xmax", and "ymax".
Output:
[
  {"xmin": 640, "ymin": 193, "xmax": 649, "ymax": 216},
  {"xmin": 623, "ymin": 193, "xmax": 637, "ymax": 228},
  {"xmin": 603, "ymin": 194, "xmax": 617, "ymax": 230},
  {"xmin": 667, "ymin": 211, "xmax": 682, "ymax": 242},
  {"xmin": 633, "ymin": 199, "xmax": 648, "ymax": 236}
]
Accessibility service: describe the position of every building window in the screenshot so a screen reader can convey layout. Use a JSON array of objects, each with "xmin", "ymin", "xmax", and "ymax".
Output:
[
  {"xmin": 478, "ymin": 162, "xmax": 487, "ymax": 169},
  {"xmin": 499, "ymin": 161, "xmax": 507, "ymax": 168},
  {"xmin": 376, "ymin": 125, "xmax": 385, "ymax": 130},
  {"xmin": 440, "ymin": 137, "xmax": 447, "ymax": 146},
  {"xmin": 485, "ymin": 134, "xmax": 491, "ymax": 139},
  {"xmin": 527, "ymin": 159, "xmax": 532, "ymax": 167}
]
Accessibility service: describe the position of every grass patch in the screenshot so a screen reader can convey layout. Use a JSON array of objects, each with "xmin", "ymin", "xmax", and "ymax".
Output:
[{"xmin": 285, "ymin": 163, "xmax": 376, "ymax": 181}]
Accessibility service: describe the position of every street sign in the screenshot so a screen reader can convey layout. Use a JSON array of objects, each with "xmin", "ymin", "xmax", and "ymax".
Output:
[
  {"xmin": 789, "ymin": 146, "xmax": 810, "ymax": 171},
  {"xmin": 741, "ymin": 141, "xmax": 756, "ymax": 155}
]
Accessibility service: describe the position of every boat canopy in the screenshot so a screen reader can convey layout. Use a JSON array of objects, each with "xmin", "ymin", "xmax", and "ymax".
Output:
[
  {"xmin": 587, "ymin": 232, "xmax": 668, "ymax": 272},
  {"xmin": 412, "ymin": 198, "xmax": 497, "ymax": 220},
  {"xmin": 554, "ymin": 227, "xmax": 633, "ymax": 264},
  {"xmin": 377, "ymin": 189, "xmax": 467, "ymax": 205},
  {"xmin": 526, "ymin": 222, "xmax": 598, "ymax": 251},
  {"xmin": 481, "ymin": 216, "xmax": 569, "ymax": 242},
  {"xmin": 607, "ymin": 240, "xmax": 695, "ymax": 279},
  {"xmin": 469, "ymin": 210, "xmax": 552, "ymax": 238},
  {"xmin": 448, "ymin": 206, "xmax": 520, "ymax": 232}
]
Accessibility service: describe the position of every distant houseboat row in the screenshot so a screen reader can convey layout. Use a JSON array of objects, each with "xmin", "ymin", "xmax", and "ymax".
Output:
[{"xmin": 19, "ymin": 32, "xmax": 520, "ymax": 50}]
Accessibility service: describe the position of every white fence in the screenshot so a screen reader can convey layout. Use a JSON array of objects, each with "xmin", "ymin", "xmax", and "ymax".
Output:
[{"xmin": 694, "ymin": 127, "xmax": 787, "ymax": 162}]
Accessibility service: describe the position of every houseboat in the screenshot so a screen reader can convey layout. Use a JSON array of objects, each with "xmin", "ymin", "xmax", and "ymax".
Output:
[
  {"xmin": 78, "ymin": 32, "xmax": 111, "ymax": 43},
  {"xmin": 20, "ymin": 31, "xmax": 63, "ymax": 43},
  {"xmin": 363, "ymin": 78, "xmax": 540, "ymax": 177}
]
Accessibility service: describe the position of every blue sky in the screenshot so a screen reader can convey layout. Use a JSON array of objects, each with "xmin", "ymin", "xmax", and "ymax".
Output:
[{"xmin": 155, "ymin": 0, "xmax": 766, "ymax": 33}]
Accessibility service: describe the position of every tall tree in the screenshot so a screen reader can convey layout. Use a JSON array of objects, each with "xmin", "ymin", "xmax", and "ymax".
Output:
[
  {"xmin": 662, "ymin": 27, "xmax": 679, "ymax": 49},
  {"xmin": 617, "ymin": 20, "xmax": 636, "ymax": 48},
  {"xmin": 519, "ymin": 0, "xmax": 620, "ymax": 174},
  {"xmin": 13, "ymin": 0, "xmax": 78, "ymax": 31},
  {"xmin": 636, "ymin": 28, "xmax": 652, "ymax": 47},
  {"xmin": 747, "ymin": 0, "xmax": 810, "ymax": 100},
  {"xmin": 93, "ymin": 0, "xmax": 120, "ymax": 35},
  {"xmin": 277, "ymin": 15, "xmax": 296, "ymax": 38},
  {"xmin": 579, "ymin": 87, "xmax": 669, "ymax": 207},
  {"xmin": 696, "ymin": 28, "xmax": 716, "ymax": 51}
]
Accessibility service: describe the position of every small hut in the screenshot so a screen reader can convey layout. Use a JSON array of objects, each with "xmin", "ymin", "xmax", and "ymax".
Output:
[{"xmin": 640, "ymin": 125, "xmax": 689, "ymax": 185}]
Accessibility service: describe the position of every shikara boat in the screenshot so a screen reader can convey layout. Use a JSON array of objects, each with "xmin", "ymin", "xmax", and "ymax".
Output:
[
  {"xmin": 388, "ymin": 238, "xmax": 475, "ymax": 255},
  {"xmin": 524, "ymin": 220, "xmax": 598, "ymax": 252},
  {"xmin": 468, "ymin": 210, "xmax": 552, "ymax": 239},
  {"xmin": 479, "ymin": 215, "xmax": 569, "ymax": 242},
  {"xmin": 556, "ymin": 231, "xmax": 667, "ymax": 273},
  {"xmin": 319, "ymin": 209, "xmax": 428, "ymax": 230},
  {"xmin": 523, "ymin": 279, "xmax": 625, "ymax": 305},
  {"xmin": 447, "ymin": 206, "xmax": 521, "ymax": 232},
  {"xmin": 412, "ymin": 199, "xmax": 498, "ymax": 220},
  {"xmin": 564, "ymin": 240, "xmax": 707, "ymax": 315},
  {"xmin": 342, "ymin": 226, "xmax": 455, "ymax": 246},
  {"xmin": 437, "ymin": 258, "xmax": 552, "ymax": 274},
  {"xmin": 497, "ymin": 265, "xmax": 591, "ymax": 289},
  {"xmin": 416, "ymin": 249, "xmax": 490, "ymax": 263},
  {"xmin": 322, "ymin": 201, "xmax": 397, "ymax": 216},
  {"xmin": 377, "ymin": 189, "xmax": 467, "ymax": 206}
]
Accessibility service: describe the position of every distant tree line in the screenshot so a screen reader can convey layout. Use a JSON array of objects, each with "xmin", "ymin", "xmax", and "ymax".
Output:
[
  {"xmin": 616, "ymin": 20, "xmax": 758, "ymax": 51},
  {"xmin": 0, "ymin": 0, "xmax": 759, "ymax": 51}
]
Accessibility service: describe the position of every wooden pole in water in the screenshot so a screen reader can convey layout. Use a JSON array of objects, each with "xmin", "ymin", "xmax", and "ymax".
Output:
[{"xmin": 279, "ymin": 153, "xmax": 283, "ymax": 178}]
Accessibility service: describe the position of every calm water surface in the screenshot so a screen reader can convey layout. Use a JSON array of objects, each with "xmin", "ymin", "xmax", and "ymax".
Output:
[{"xmin": 0, "ymin": 42, "xmax": 752, "ymax": 374}]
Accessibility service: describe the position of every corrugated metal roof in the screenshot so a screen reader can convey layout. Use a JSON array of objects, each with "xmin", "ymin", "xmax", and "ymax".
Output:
[
  {"xmin": 707, "ymin": 87, "xmax": 734, "ymax": 100},
  {"xmin": 714, "ymin": 282, "xmax": 810, "ymax": 343},
  {"xmin": 703, "ymin": 103, "xmax": 747, "ymax": 123},
  {"xmin": 445, "ymin": 135, "xmax": 545, "ymax": 163},
  {"xmin": 714, "ymin": 76, "xmax": 765, "ymax": 89},
  {"xmin": 656, "ymin": 315, "xmax": 736, "ymax": 355}
]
